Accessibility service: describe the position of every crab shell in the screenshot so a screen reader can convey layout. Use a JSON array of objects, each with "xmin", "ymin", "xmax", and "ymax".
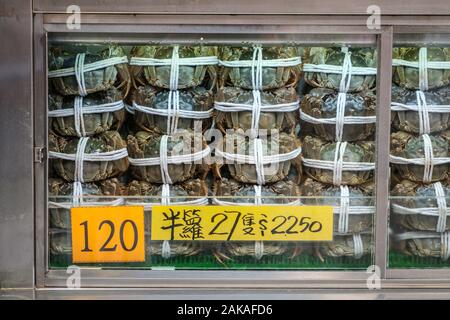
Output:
[
  {"xmin": 49, "ymin": 44, "xmax": 131, "ymax": 97},
  {"xmin": 213, "ymin": 178, "xmax": 300, "ymax": 204},
  {"xmin": 127, "ymin": 130, "xmax": 209, "ymax": 184},
  {"xmin": 131, "ymin": 85, "xmax": 213, "ymax": 134},
  {"xmin": 302, "ymin": 135, "xmax": 375, "ymax": 186},
  {"xmin": 301, "ymin": 88, "xmax": 376, "ymax": 141},
  {"xmin": 390, "ymin": 131, "xmax": 450, "ymax": 183},
  {"xmin": 49, "ymin": 230, "xmax": 72, "ymax": 256},
  {"xmin": 219, "ymin": 46, "xmax": 301, "ymax": 90},
  {"xmin": 214, "ymin": 132, "xmax": 302, "ymax": 185},
  {"xmin": 213, "ymin": 242, "xmax": 289, "ymax": 262},
  {"xmin": 394, "ymin": 233, "xmax": 447, "ymax": 259},
  {"xmin": 391, "ymin": 179, "xmax": 450, "ymax": 231},
  {"xmin": 391, "ymin": 84, "xmax": 450, "ymax": 134},
  {"xmin": 49, "ymin": 131, "xmax": 129, "ymax": 182},
  {"xmin": 315, "ymin": 234, "xmax": 372, "ymax": 262},
  {"xmin": 48, "ymin": 177, "xmax": 127, "ymax": 229},
  {"xmin": 49, "ymin": 88, "xmax": 125, "ymax": 137},
  {"xmin": 127, "ymin": 178, "xmax": 208, "ymax": 204},
  {"xmin": 393, "ymin": 47, "xmax": 450, "ymax": 90},
  {"xmin": 304, "ymin": 47, "xmax": 377, "ymax": 92},
  {"xmin": 214, "ymin": 87, "xmax": 299, "ymax": 135},
  {"xmin": 300, "ymin": 178, "xmax": 374, "ymax": 233},
  {"xmin": 130, "ymin": 45, "xmax": 218, "ymax": 90}
]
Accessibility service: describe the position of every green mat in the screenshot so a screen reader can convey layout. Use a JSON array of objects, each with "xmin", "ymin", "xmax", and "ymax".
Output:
[
  {"xmin": 389, "ymin": 251, "xmax": 450, "ymax": 269},
  {"xmin": 50, "ymin": 253, "xmax": 371, "ymax": 270}
]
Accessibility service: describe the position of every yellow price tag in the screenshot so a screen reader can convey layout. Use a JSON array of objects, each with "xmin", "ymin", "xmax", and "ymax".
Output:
[
  {"xmin": 151, "ymin": 205, "xmax": 333, "ymax": 241},
  {"xmin": 71, "ymin": 206, "xmax": 145, "ymax": 263}
]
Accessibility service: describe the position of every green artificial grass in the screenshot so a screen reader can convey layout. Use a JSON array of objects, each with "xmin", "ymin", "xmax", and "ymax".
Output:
[
  {"xmin": 50, "ymin": 253, "xmax": 371, "ymax": 270},
  {"xmin": 389, "ymin": 250, "xmax": 450, "ymax": 268}
]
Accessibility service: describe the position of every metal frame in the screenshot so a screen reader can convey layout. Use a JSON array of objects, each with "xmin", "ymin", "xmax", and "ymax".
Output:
[
  {"xmin": 0, "ymin": 0, "xmax": 448, "ymax": 297},
  {"xmin": 34, "ymin": 13, "xmax": 390, "ymax": 290}
]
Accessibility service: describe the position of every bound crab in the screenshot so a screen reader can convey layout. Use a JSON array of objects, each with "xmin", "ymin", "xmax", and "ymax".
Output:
[
  {"xmin": 393, "ymin": 231, "xmax": 450, "ymax": 260},
  {"xmin": 219, "ymin": 46, "xmax": 301, "ymax": 90},
  {"xmin": 300, "ymin": 88, "xmax": 376, "ymax": 141},
  {"xmin": 48, "ymin": 88, "xmax": 125, "ymax": 137},
  {"xmin": 300, "ymin": 178, "xmax": 374, "ymax": 234},
  {"xmin": 303, "ymin": 47, "xmax": 377, "ymax": 92},
  {"xmin": 131, "ymin": 85, "xmax": 213, "ymax": 134},
  {"xmin": 302, "ymin": 135, "xmax": 375, "ymax": 186},
  {"xmin": 391, "ymin": 179, "xmax": 450, "ymax": 231},
  {"xmin": 391, "ymin": 84, "xmax": 450, "ymax": 134},
  {"xmin": 48, "ymin": 177, "xmax": 126, "ymax": 229},
  {"xmin": 130, "ymin": 45, "xmax": 218, "ymax": 90},
  {"xmin": 393, "ymin": 47, "xmax": 450, "ymax": 90},
  {"xmin": 49, "ymin": 131, "xmax": 129, "ymax": 182},
  {"xmin": 214, "ymin": 132, "xmax": 302, "ymax": 185},
  {"xmin": 315, "ymin": 233, "xmax": 372, "ymax": 262},
  {"xmin": 127, "ymin": 130, "xmax": 210, "ymax": 184},
  {"xmin": 214, "ymin": 87, "xmax": 299, "ymax": 135},
  {"xmin": 49, "ymin": 44, "xmax": 131, "ymax": 97},
  {"xmin": 390, "ymin": 131, "xmax": 450, "ymax": 183}
]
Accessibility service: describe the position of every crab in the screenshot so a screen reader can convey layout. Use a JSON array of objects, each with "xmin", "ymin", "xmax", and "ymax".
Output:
[
  {"xmin": 48, "ymin": 177, "xmax": 127, "ymax": 229},
  {"xmin": 393, "ymin": 233, "xmax": 448, "ymax": 259},
  {"xmin": 390, "ymin": 131, "xmax": 450, "ymax": 183},
  {"xmin": 391, "ymin": 179, "xmax": 450, "ymax": 231},
  {"xmin": 300, "ymin": 178, "xmax": 374, "ymax": 234},
  {"xmin": 219, "ymin": 46, "xmax": 301, "ymax": 90},
  {"xmin": 49, "ymin": 44, "xmax": 131, "ymax": 97},
  {"xmin": 127, "ymin": 178, "xmax": 208, "ymax": 204},
  {"xmin": 315, "ymin": 234, "xmax": 372, "ymax": 262},
  {"xmin": 49, "ymin": 230, "xmax": 72, "ymax": 257},
  {"xmin": 211, "ymin": 178, "xmax": 302, "ymax": 262},
  {"xmin": 214, "ymin": 87, "xmax": 299, "ymax": 135},
  {"xmin": 130, "ymin": 45, "xmax": 218, "ymax": 90},
  {"xmin": 391, "ymin": 84, "xmax": 450, "ymax": 134},
  {"xmin": 214, "ymin": 132, "xmax": 302, "ymax": 185},
  {"xmin": 49, "ymin": 88, "xmax": 125, "ymax": 137},
  {"xmin": 302, "ymin": 135, "xmax": 375, "ymax": 185},
  {"xmin": 303, "ymin": 47, "xmax": 377, "ymax": 92},
  {"xmin": 213, "ymin": 178, "xmax": 300, "ymax": 204},
  {"xmin": 131, "ymin": 85, "xmax": 213, "ymax": 134},
  {"xmin": 300, "ymin": 88, "xmax": 376, "ymax": 141},
  {"xmin": 393, "ymin": 47, "xmax": 450, "ymax": 90},
  {"xmin": 127, "ymin": 130, "xmax": 210, "ymax": 184},
  {"xmin": 49, "ymin": 131, "xmax": 129, "ymax": 182}
]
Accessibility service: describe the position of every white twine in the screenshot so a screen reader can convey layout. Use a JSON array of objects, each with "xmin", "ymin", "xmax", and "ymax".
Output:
[
  {"xmin": 48, "ymin": 97, "xmax": 125, "ymax": 137},
  {"xmin": 389, "ymin": 134, "xmax": 450, "ymax": 183},
  {"xmin": 129, "ymin": 45, "xmax": 218, "ymax": 90},
  {"xmin": 48, "ymin": 55, "xmax": 129, "ymax": 95},
  {"xmin": 48, "ymin": 181, "xmax": 125, "ymax": 209},
  {"xmin": 128, "ymin": 143, "xmax": 210, "ymax": 166},
  {"xmin": 303, "ymin": 48, "xmax": 376, "ymax": 141},
  {"xmin": 392, "ymin": 47, "xmax": 450, "ymax": 91},
  {"xmin": 390, "ymin": 90, "xmax": 450, "ymax": 135},
  {"xmin": 214, "ymin": 90, "xmax": 300, "ymax": 136},
  {"xmin": 48, "ymin": 137, "xmax": 128, "ymax": 183},
  {"xmin": 395, "ymin": 231, "xmax": 450, "ymax": 260},
  {"xmin": 339, "ymin": 186, "xmax": 350, "ymax": 234},
  {"xmin": 219, "ymin": 46, "xmax": 301, "ymax": 91},
  {"xmin": 159, "ymin": 135, "xmax": 172, "ymax": 184},
  {"xmin": 254, "ymin": 241, "xmax": 265, "ymax": 260},
  {"xmin": 302, "ymin": 142, "xmax": 375, "ymax": 186},
  {"xmin": 129, "ymin": 97, "xmax": 214, "ymax": 135},
  {"xmin": 215, "ymin": 141, "xmax": 301, "ymax": 185},
  {"xmin": 392, "ymin": 182, "xmax": 449, "ymax": 233},
  {"xmin": 162, "ymin": 240, "xmax": 172, "ymax": 259},
  {"xmin": 353, "ymin": 233, "xmax": 364, "ymax": 259}
]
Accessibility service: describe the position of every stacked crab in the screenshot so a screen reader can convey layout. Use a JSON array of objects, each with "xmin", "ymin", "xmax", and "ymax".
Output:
[
  {"xmin": 390, "ymin": 48, "xmax": 450, "ymax": 261},
  {"xmin": 127, "ymin": 45, "xmax": 217, "ymax": 259},
  {"xmin": 212, "ymin": 46, "xmax": 303, "ymax": 262},
  {"xmin": 300, "ymin": 47, "xmax": 378, "ymax": 262},
  {"xmin": 47, "ymin": 44, "xmax": 131, "ymax": 257}
]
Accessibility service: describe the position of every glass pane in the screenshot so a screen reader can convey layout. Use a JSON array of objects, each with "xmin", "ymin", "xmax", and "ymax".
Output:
[
  {"xmin": 389, "ymin": 43, "xmax": 450, "ymax": 268},
  {"xmin": 47, "ymin": 41, "xmax": 377, "ymax": 270}
]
